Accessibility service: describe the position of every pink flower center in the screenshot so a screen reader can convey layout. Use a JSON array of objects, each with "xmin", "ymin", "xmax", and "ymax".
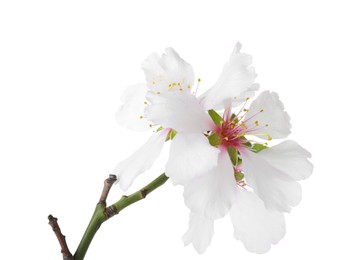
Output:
[
  {"xmin": 213, "ymin": 102, "xmax": 270, "ymax": 150},
  {"xmin": 216, "ymin": 119, "xmax": 247, "ymax": 149}
]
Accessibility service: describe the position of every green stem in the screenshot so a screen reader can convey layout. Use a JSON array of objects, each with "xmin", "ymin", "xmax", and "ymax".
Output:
[{"xmin": 73, "ymin": 173, "xmax": 169, "ymax": 260}]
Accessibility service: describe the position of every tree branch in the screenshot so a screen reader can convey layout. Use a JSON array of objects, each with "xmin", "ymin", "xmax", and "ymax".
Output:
[
  {"xmin": 48, "ymin": 215, "xmax": 73, "ymax": 260},
  {"xmin": 73, "ymin": 173, "xmax": 169, "ymax": 260},
  {"xmin": 105, "ymin": 173, "xmax": 169, "ymax": 219}
]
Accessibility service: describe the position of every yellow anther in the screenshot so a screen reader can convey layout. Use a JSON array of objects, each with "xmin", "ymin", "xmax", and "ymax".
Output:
[
  {"xmin": 224, "ymin": 137, "xmax": 229, "ymax": 141},
  {"xmin": 243, "ymin": 108, "xmax": 249, "ymax": 112},
  {"xmin": 144, "ymin": 101, "xmax": 147, "ymax": 105},
  {"xmin": 267, "ymin": 135, "xmax": 272, "ymax": 141},
  {"xmin": 157, "ymin": 91, "xmax": 161, "ymax": 94},
  {"xmin": 198, "ymin": 78, "xmax": 201, "ymax": 82},
  {"xmin": 179, "ymin": 88, "xmax": 183, "ymax": 91},
  {"xmin": 178, "ymin": 82, "xmax": 181, "ymax": 86},
  {"xmin": 149, "ymin": 124, "xmax": 153, "ymax": 127},
  {"xmin": 139, "ymin": 116, "xmax": 143, "ymax": 119},
  {"xmin": 260, "ymin": 109, "xmax": 264, "ymax": 112},
  {"xmin": 255, "ymin": 121, "xmax": 259, "ymax": 126},
  {"xmin": 246, "ymin": 97, "xmax": 250, "ymax": 101},
  {"xmin": 152, "ymin": 81, "xmax": 156, "ymax": 84},
  {"xmin": 265, "ymin": 124, "xmax": 269, "ymax": 127},
  {"xmin": 187, "ymin": 85, "xmax": 191, "ymax": 89}
]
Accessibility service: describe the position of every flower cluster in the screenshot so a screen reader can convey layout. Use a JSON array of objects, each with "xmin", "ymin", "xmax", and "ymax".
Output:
[{"xmin": 114, "ymin": 43, "xmax": 313, "ymax": 254}]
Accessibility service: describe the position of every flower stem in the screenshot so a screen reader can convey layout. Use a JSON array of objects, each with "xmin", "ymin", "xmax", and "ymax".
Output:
[{"xmin": 73, "ymin": 173, "xmax": 169, "ymax": 260}]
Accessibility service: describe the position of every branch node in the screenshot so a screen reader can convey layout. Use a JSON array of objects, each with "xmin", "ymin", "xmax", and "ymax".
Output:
[
  {"xmin": 140, "ymin": 189, "xmax": 147, "ymax": 199},
  {"xmin": 104, "ymin": 205, "xmax": 119, "ymax": 220}
]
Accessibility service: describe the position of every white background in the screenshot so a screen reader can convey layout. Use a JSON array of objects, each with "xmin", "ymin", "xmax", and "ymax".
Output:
[{"xmin": 1, "ymin": 1, "xmax": 363, "ymax": 259}]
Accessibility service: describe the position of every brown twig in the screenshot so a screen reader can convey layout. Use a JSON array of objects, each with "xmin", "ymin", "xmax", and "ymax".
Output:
[
  {"xmin": 48, "ymin": 214, "xmax": 73, "ymax": 260},
  {"xmin": 98, "ymin": 174, "xmax": 117, "ymax": 205}
]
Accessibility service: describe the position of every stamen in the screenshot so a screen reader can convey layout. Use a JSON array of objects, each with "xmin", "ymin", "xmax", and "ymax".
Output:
[
  {"xmin": 194, "ymin": 78, "xmax": 201, "ymax": 96},
  {"xmin": 245, "ymin": 132, "xmax": 273, "ymax": 141},
  {"xmin": 230, "ymin": 98, "xmax": 250, "ymax": 122},
  {"xmin": 244, "ymin": 110, "xmax": 262, "ymax": 123}
]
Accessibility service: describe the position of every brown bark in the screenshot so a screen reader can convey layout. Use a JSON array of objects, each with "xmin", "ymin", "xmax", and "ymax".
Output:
[{"xmin": 48, "ymin": 215, "xmax": 73, "ymax": 260}]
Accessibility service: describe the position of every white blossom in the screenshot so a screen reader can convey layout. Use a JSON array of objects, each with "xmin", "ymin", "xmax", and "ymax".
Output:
[{"xmin": 114, "ymin": 43, "xmax": 312, "ymax": 254}]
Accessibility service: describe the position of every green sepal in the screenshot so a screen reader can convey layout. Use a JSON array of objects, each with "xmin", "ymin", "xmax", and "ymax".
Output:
[
  {"xmin": 237, "ymin": 156, "xmax": 242, "ymax": 165},
  {"xmin": 251, "ymin": 143, "xmax": 268, "ymax": 153},
  {"xmin": 165, "ymin": 129, "xmax": 177, "ymax": 141},
  {"xmin": 227, "ymin": 147, "xmax": 238, "ymax": 166},
  {"xmin": 230, "ymin": 113, "xmax": 239, "ymax": 124},
  {"xmin": 234, "ymin": 171, "xmax": 244, "ymax": 182},
  {"xmin": 208, "ymin": 109, "xmax": 223, "ymax": 126},
  {"xmin": 208, "ymin": 132, "xmax": 221, "ymax": 146},
  {"xmin": 240, "ymin": 136, "xmax": 252, "ymax": 148}
]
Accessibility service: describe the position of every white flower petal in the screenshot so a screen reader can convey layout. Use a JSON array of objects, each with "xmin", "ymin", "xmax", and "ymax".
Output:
[
  {"xmin": 230, "ymin": 189, "xmax": 286, "ymax": 254},
  {"xmin": 166, "ymin": 133, "xmax": 220, "ymax": 185},
  {"xmin": 259, "ymin": 140, "xmax": 313, "ymax": 180},
  {"xmin": 241, "ymin": 150, "xmax": 302, "ymax": 212},
  {"xmin": 113, "ymin": 130, "xmax": 167, "ymax": 191},
  {"xmin": 142, "ymin": 48, "xmax": 194, "ymax": 92},
  {"xmin": 145, "ymin": 91, "xmax": 213, "ymax": 133},
  {"xmin": 116, "ymin": 83, "xmax": 151, "ymax": 131},
  {"xmin": 182, "ymin": 212, "xmax": 214, "ymax": 254},
  {"xmin": 244, "ymin": 91, "xmax": 291, "ymax": 140},
  {"xmin": 199, "ymin": 42, "xmax": 258, "ymax": 110},
  {"xmin": 183, "ymin": 152, "xmax": 237, "ymax": 219}
]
